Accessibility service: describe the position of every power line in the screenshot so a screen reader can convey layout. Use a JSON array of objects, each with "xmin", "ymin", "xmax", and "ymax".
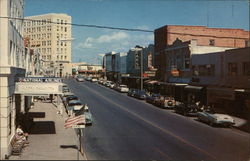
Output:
[{"xmin": 0, "ymin": 16, "xmax": 154, "ymax": 33}]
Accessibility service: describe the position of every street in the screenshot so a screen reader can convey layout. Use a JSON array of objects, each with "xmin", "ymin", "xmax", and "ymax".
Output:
[{"xmin": 65, "ymin": 78, "xmax": 249, "ymax": 161}]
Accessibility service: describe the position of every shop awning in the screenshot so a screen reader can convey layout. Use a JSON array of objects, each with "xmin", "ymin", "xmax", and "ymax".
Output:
[
  {"xmin": 146, "ymin": 80, "xmax": 158, "ymax": 84},
  {"xmin": 184, "ymin": 85, "xmax": 203, "ymax": 91}
]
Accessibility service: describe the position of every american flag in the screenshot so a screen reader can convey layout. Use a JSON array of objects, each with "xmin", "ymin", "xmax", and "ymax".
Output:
[{"xmin": 64, "ymin": 114, "xmax": 85, "ymax": 129}]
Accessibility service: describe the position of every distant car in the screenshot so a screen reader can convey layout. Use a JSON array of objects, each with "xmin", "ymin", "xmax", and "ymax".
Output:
[
  {"xmin": 146, "ymin": 93, "xmax": 161, "ymax": 104},
  {"xmin": 76, "ymin": 75, "xmax": 84, "ymax": 82},
  {"xmin": 127, "ymin": 88, "xmax": 138, "ymax": 97},
  {"xmin": 197, "ymin": 110, "xmax": 235, "ymax": 127},
  {"xmin": 118, "ymin": 85, "xmax": 129, "ymax": 93},
  {"xmin": 134, "ymin": 90, "xmax": 149, "ymax": 100}
]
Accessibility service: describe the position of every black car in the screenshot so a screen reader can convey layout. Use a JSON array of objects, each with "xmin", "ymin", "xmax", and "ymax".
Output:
[
  {"xmin": 146, "ymin": 93, "xmax": 161, "ymax": 104},
  {"xmin": 134, "ymin": 90, "xmax": 149, "ymax": 100},
  {"xmin": 127, "ymin": 88, "xmax": 138, "ymax": 97},
  {"xmin": 174, "ymin": 102, "xmax": 202, "ymax": 116}
]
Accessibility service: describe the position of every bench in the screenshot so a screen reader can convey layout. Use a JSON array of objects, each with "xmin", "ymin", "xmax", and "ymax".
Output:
[{"xmin": 10, "ymin": 134, "xmax": 26, "ymax": 155}]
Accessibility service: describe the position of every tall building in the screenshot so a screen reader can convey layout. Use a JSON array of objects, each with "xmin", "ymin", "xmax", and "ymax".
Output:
[
  {"xmin": 24, "ymin": 13, "xmax": 72, "ymax": 77},
  {"xmin": 0, "ymin": 0, "xmax": 32, "ymax": 158}
]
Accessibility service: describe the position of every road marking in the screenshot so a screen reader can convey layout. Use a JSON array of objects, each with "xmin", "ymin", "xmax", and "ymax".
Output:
[
  {"xmin": 77, "ymin": 82, "xmax": 218, "ymax": 161},
  {"xmin": 153, "ymin": 147, "xmax": 172, "ymax": 160}
]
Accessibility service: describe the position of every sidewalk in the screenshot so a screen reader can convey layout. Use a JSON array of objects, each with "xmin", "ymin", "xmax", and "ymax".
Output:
[{"xmin": 9, "ymin": 100, "xmax": 87, "ymax": 160}]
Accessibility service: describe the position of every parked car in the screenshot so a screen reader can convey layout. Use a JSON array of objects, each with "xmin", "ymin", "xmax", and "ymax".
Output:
[
  {"xmin": 76, "ymin": 75, "xmax": 84, "ymax": 82},
  {"xmin": 62, "ymin": 92, "xmax": 74, "ymax": 103},
  {"xmin": 134, "ymin": 90, "xmax": 149, "ymax": 100},
  {"xmin": 118, "ymin": 85, "xmax": 129, "ymax": 93},
  {"xmin": 65, "ymin": 95, "xmax": 78, "ymax": 106},
  {"xmin": 91, "ymin": 78, "xmax": 98, "ymax": 82},
  {"xmin": 67, "ymin": 100, "xmax": 83, "ymax": 110},
  {"xmin": 62, "ymin": 84, "xmax": 70, "ymax": 92},
  {"xmin": 146, "ymin": 93, "xmax": 161, "ymax": 104},
  {"xmin": 174, "ymin": 103, "xmax": 202, "ymax": 116},
  {"xmin": 154, "ymin": 96, "xmax": 176, "ymax": 109},
  {"xmin": 75, "ymin": 104, "xmax": 93, "ymax": 125},
  {"xmin": 85, "ymin": 77, "xmax": 92, "ymax": 81},
  {"xmin": 109, "ymin": 82, "xmax": 115, "ymax": 88},
  {"xmin": 197, "ymin": 109, "xmax": 235, "ymax": 127},
  {"xmin": 105, "ymin": 81, "xmax": 112, "ymax": 87},
  {"xmin": 127, "ymin": 88, "xmax": 138, "ymax": 97}
]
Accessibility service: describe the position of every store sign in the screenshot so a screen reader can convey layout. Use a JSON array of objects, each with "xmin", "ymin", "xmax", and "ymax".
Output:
[
  {"xmin": 17, "ymin": 77, "xmax": 62, "ymax": 83},
  {"xmin": 171, "ymin": 70, "xmax": 179, "ymax": 77},
  {"xmin": 15, "ymin": 82, "xmax": 64, "ymax": 95}
]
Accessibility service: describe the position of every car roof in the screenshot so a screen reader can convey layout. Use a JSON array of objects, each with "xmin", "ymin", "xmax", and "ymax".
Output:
[{"xmin": 68, "ymin": 100, "xmax": 82, "ymax": 103}]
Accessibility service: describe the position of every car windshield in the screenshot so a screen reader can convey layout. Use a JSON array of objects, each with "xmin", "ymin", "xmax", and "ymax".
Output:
[{"xmin": 152, "ymin": 94, "xmax": 161, "ymax": 97}]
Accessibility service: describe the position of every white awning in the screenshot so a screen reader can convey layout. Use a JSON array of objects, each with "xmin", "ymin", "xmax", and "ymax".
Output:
[{"xmin": 184, "ymin": 85, "xmax": 203, "ymax": 91}]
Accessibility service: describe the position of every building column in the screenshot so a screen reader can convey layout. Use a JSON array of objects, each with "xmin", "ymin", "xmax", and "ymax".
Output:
[{"xmin": 20, "ymin": 94, "xmax": 25, "ymax": 113}]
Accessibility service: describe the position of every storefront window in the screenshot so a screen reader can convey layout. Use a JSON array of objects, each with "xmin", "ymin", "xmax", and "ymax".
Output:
[
  {"xmin": 228, "ymin": 63, "xmax": 238, "ymax": 76},
  {"xmin": 243, "ymin": 62, "xmax": 250, "ymax": 76}
]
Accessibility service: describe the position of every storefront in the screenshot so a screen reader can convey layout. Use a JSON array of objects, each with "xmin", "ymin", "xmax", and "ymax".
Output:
[{"xmin": 184, "ymin": 85, "xmax": 206, "ymax": 105}]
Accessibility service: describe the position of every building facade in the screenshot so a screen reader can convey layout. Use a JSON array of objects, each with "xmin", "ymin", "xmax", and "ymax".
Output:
[
  {"xmin": 191, "ymin": 47, "xmax": 250, "ymax": 118},
  {"xmin": 24, "ymin": 13, "xmax": 72, "ymax": 77},
  {"xmin": 0, "ymin": 0, "xmax": 33, "ymax": 158},
  {"xmin": 154, "ymin": 25, "xmax": 250, "ymax": 80}
]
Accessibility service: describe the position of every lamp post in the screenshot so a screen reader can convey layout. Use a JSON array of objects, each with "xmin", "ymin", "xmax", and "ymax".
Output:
[{"xmin": 140, "ymin": 50, "xmax": 143, "ymax": 90}]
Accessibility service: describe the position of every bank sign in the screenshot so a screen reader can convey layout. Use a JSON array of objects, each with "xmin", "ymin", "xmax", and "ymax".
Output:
[{"xmin": 15, "ymin": 77, "xmax": 64, "ymax": 95}]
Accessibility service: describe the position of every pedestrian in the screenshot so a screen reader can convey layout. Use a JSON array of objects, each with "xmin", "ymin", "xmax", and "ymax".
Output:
[{"xmin": 16, "ymin": 125, "xmax": 29, "ymax": 144}]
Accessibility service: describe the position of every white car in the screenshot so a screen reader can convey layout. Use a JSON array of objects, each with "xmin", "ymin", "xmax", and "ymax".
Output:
[
  {"xmin": 197, "ymin": 110, "xmax": 235, "ymax": 127},
  {"xmin": 119, "ymin": 85, "xmax": 129, "ymax": 93}
]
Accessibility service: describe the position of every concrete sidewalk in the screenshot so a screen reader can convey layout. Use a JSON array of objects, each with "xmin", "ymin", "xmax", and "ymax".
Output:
[{"xmin": 9, "ymin": 101, "xmax": 87, "ymax": 160}]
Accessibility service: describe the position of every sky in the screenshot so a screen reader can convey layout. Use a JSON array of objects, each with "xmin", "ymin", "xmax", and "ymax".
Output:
[{"xmin": 24, "ymin": 0, "xmax": 249, "ymax": 65}]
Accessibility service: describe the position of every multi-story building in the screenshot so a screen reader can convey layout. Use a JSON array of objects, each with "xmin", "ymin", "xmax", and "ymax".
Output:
[
  {"xmin": 0, "ymin": 0, "xmax": 33, "ymax": 158},
  {"xmin": 24, "ymin": 13, "xmax": 72, "ymax": 77},
  {"xmin": 154, "ymin": 25, "xmax": 250, "ymax": 80},
  {"xmin": 104, "ymin": 51, "xmax": 116, "ymax": 81},
  {"xmin": 191, "ymin": 47, "xmax": 250, "ymax": 118}
]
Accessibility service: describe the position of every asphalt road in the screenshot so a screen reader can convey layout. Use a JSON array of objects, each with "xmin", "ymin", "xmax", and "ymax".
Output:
[{"xmin": 65, "ymin": 78, "xmax": 250, "ymax": 161}]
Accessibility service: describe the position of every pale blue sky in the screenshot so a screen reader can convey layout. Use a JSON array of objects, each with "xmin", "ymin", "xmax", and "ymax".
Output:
[{"xmin": 24, "ymin": 0, "xmax": 249, "ymax": 64}]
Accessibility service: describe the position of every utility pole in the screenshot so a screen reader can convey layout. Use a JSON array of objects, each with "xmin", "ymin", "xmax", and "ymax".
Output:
[{"xmin": 140, "ymin": 50, "xmax": 143, "ymax": 90}]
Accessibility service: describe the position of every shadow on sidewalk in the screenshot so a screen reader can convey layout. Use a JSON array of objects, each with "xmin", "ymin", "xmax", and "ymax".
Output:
[
  {"xmin": 60, "ymin": 145, "xmax": 78, "ymax": 150},
  {"xmin": 29, "ymin": 121, "xmax": 56, "ymax": 134},
  {"xmin": 27, "ymin": 112, "xmax": 45, "ymax": 118}
]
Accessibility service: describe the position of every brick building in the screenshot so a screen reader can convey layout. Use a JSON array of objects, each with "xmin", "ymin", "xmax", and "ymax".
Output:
[{"xmin": 154, "ymin": 25, "xmax": 250, "ymax": 80}]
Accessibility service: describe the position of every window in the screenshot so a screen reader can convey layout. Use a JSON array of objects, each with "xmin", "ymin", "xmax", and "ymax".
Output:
[
  {"xmin": 198, "ymin": 65, "xmax": 206, "ymax": 76},
  {"xmin": 228, "ymin": 63, "xmax": 238, "ymax": 76},
  {"xmin": 209, "ymin": 39, "xmax": 215, "ymax": 46},
  {"xmin": 207, "ymin": 64, "xmax": 215, "ymax": 76},
  {"xmin": 243, "ymin": 62, "xmax": 250, "ymax": 76},
  {"xmin": 65, "ymin": 27, "xmax": 67, "ymax": 32}
]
